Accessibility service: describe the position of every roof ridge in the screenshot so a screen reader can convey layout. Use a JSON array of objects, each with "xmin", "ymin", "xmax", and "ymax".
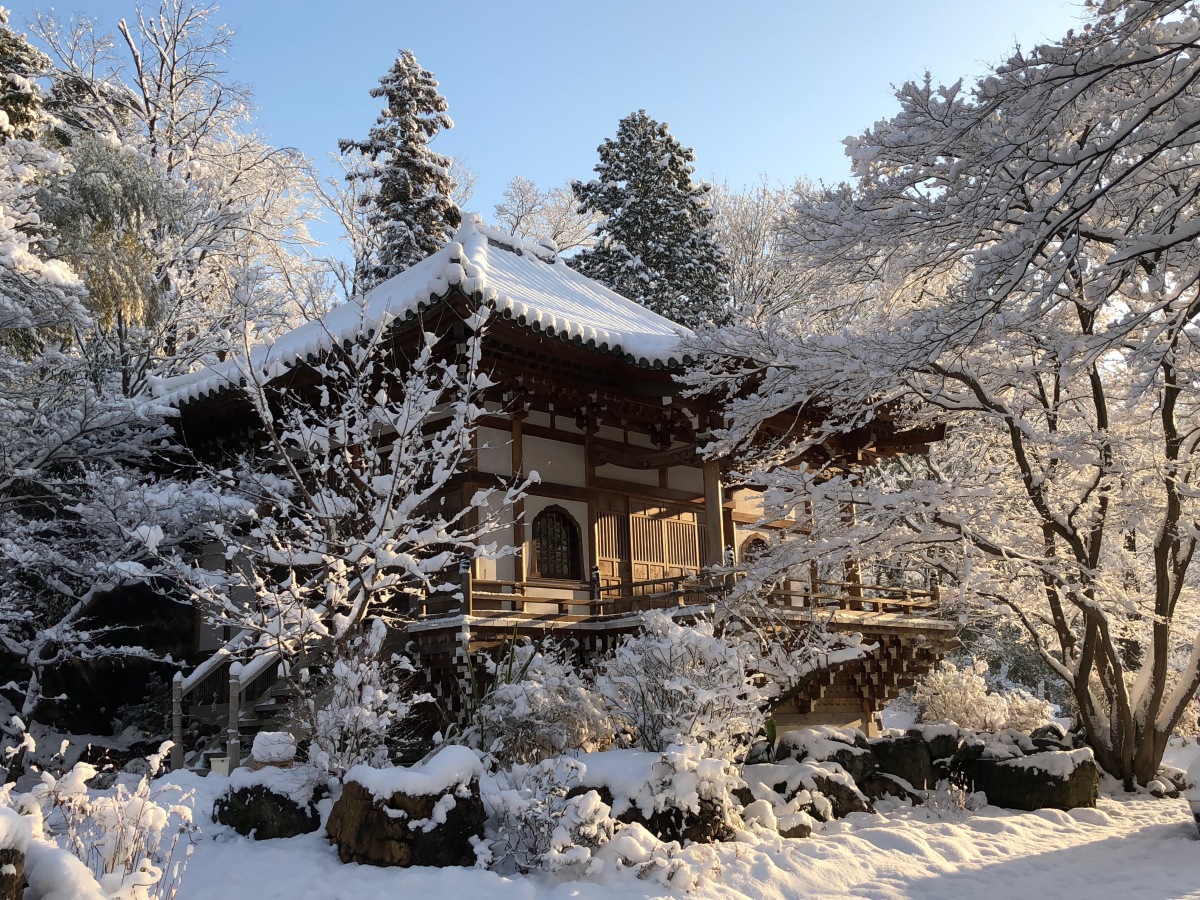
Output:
[{"xmin": 152, "ymin": 212, "xmax": 690, "ymax": 407}]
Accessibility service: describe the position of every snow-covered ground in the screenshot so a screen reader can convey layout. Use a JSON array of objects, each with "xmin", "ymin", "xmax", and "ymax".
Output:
[{"xmin": 171, "ymin": 763, "xmax": 1200, "ymax": 900}]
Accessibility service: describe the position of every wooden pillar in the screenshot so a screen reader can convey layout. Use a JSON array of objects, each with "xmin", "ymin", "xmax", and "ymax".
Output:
[
  {"xmin": 226, "ymin": 662, "xmax": 242, "ymax": 770},
  {"xmin": 511, "ymin": 413, "xmax": 525, "ymax": 583},
  {"xmin": 805, "ymin": 500, "xmax": 820, "ymax": 599},
  {"xmin": 171, "ymin": 672, "xmax": 184, "ymax": 771},
  {"xmin": 702, "ymin": 459, "xmax": 725, "ymax": 567},
  {"xmin": 459, "ymin": 559, "xmax": 473, "ymax": 615},
  {"xmin": 584, "ymin": 422, "xmax": 599, "ymax": 578},
  {"xmin": 842, "ymin": 496, "xmax": 862, "ymax": 609}
]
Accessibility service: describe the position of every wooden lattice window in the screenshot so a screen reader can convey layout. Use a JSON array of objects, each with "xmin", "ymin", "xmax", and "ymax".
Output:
[
  {"xmin": 531, "ymin": 506, "xmax": 582, "ymax": 580},
  {"xmin": 742, "ymin": 536, "xmax": 769, "ymax": 561}
]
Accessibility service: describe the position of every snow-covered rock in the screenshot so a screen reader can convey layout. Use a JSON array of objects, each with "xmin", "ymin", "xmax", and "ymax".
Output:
[
  {"xmin": 327, "ymin": 747, "xmax": 486, "ymax": 867},
  {"xmin": 251, "ymin": 732, "xmax": 297, "ymax": 766},
  {"xmin": 575, "ymin": 746, "xmax": 743, "ymax": 844}
]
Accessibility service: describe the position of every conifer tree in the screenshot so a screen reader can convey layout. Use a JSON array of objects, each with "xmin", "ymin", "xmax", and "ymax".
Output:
[
  {"xmin": 571, "ymin": 110, "xmax": 728, "ymax": 328},
  {"xmin": 339, "ymin": 49, "xmax": 459, "ymax": 292},
  {"xmin": 0, "ymin": 10, "xmax": 50, "ymax": 144}
]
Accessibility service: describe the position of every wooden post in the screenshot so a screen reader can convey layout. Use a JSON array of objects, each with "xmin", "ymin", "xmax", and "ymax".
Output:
[
  {"xmin": 584, "ymin": 421, "xmax": 599, "ymax": 591},
  {"xmin": 227, "ymin": 662, "xmax": 242, "ymax": 770},
  {"xmin": 842, "ymin": 495, "xmax": 862, "ymax": 610},
  {"xmin": 459, "ymin": 558, "xmax": 473, "ymax": 614},
  {"xmin": 171, "ymin": 671, "xmax": 184, "ymax": 772},
  {"xmin": 805, "ymin": 500, "xmax": 820, "ymax": 603},
  {"xmin": 511, "ymin": 413, "xmax": 525, "ymax": 584},
  {"xmin": 702, "ymin": 459, "xmax": 725, "ymax": 568}
]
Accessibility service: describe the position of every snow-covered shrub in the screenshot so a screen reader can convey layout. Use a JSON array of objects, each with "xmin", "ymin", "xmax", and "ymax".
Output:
[
  {"xmin": 486, "ymin": 756, "xmax": 614, "ymax": 875},
  {"xmin": 303, "ymin": 619, "xmax": 432, "ymax": 777},
  {"xmin": 592, "ymin": 821, "xmax": 722, "ymax": 890},
  {"xmin": 922, "ymin": 782, "xmax": 985, "ymax": 819},
  {"xmin": 20, "ymin": 741, "xmax": 195, "ymax": 899},
  {"xmin": 914, "ymin": 661, "xmax": 1052, "ymax": 733},
  {"xmin": 579, "ymin": 744, "xmax": 746, "ymax": 841},
  {"xmin": 467, "ymin": 638, "xmax": 611, "ymax": 764},
  {"xmin": 595, "ymin": 611, "xmax": 766, "ymax": 758}
]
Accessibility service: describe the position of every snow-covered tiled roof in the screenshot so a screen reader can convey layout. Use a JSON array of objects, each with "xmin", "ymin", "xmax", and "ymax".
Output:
[{"xmin": 153, "ymin": 213, "xmax": 692, "ymax": 407}]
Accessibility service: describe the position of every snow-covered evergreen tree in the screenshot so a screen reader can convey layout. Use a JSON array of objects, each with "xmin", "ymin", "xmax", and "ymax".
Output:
[
  {"xmin": 0, "ymin": 9, "xmax": 50, "ymax": 144},
  {"xmin": 339, "ymin": 49, "xmax": 459, "ymax": 292},
  {"xmin": 571, "ymin": 111, "xmax": 728, "ymax": 328}
]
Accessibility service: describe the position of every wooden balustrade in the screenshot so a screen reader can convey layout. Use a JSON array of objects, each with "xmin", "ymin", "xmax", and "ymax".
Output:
[{"xmin": 403, "ymin": 570, "xmax": 943, "ymax": 621}]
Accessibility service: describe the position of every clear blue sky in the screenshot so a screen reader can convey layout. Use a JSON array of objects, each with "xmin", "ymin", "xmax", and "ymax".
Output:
[{"xmin": 28, "ymin": 0, "xmax": 1087, "ymax": 243}]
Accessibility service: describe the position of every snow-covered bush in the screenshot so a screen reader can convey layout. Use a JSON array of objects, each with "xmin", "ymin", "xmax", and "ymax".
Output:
[
  {"xmin": 578, "ymin": 744, "xmax": 746, "ymax": 839},
  {"xmin": 486, "ymin": 756, "xmax": 614, "ymax": 875},
  {"xmin": 18, "ymin": 741, "xmax": 195, "ymax": 899},
  {"xmin": 467, "ymin": 638, "xmax": 611, "ymax": 765},
  {"xmin": 914, "ymin": 661, "xmax": 1053, "ymax": 733},
  {"xmin": 592, "ymin": 821, "xmax": 722, "ymax": 891},
  {"xmin": 303, "ymin": 619, "xmax": 431, "ymax": 777},
  {"xmin": 595, "ymin": 612, "xmax": 765, "ymax": 758}
]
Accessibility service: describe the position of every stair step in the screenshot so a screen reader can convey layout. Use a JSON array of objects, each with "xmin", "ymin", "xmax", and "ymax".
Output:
[{"xmin": 254, "ymin": 704, "xmax": 295, "ymax": 721}]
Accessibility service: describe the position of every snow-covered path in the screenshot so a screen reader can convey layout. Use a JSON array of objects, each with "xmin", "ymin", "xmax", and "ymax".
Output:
[{"xmin": 177, "ymin": 782, "xmax": 1200, "ymax": 900}]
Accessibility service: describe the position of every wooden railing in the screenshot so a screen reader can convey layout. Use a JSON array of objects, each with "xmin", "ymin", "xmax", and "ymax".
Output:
[
  {"xmin": 407, "ymin": 567, "xmax": 942, "ymax": 621},
  {"xmin": 170, "ymin": 635, "xmax": 284, "ymax": 772}
]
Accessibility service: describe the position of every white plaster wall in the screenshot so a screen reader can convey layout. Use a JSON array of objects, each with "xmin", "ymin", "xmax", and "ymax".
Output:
[
  {"xmin": 551, "ymin": 415, "xmax": 583, "ymax": 435},
  {"xmin": 524, "ymin": 436, "xmax": 586, "ymax": 487},
  {"xmin": 597, "ymin": 425, "xmax": 624, "ymax": 443},
  {"xmin": 477, "ymin": 426, "xmax": 513, "ymax": 476},
  {"xmin": 732, "ymin": 488, "xmax": 765, "ymax": 515},
  {"xmin": 595, "ymin": 462, "xmax": 659, "ymax": 486},
  {"xmin": 522, "ymin": 495, "xmax": 590, "ymax": 581},
  {"xmin": 476, "ymin": 492, "xmax": 516, "ymax": 582},
  {"xmin": 627, "ymin": 430, "xmax": 655, "ymax": 449},
  {"xmin": 667, "ymin": 465, "xmax": 704, "ymax": 494}
]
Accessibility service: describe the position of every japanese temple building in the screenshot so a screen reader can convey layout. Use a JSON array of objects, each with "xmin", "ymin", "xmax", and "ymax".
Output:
[{"xmin": 159, "ymin": 214, "xmax": 957, "ymax": 766}]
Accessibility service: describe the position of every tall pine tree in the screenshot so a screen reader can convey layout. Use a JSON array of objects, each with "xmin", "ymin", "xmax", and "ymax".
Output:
[
  {"xmin": 571, "ymin": 111, "xmax": 728, "ymax": 328},
  {"xmin": 0, "ymin": 10, "xmax": 50, "ymax": 145},
  {"xmin": 340, "ymin": 49, "xmax": 459, "ymax": 292}
]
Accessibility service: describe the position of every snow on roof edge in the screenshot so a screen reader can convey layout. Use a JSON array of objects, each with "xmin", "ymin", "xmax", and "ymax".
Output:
[{"xmin": 152, "ymin": 213, "xmax": 693, "ymax": 408}]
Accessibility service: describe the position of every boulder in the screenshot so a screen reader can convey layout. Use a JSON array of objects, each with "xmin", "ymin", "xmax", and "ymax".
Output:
[
  {"xmin": 783, "ymin": 727, "xmax": 880, "ymax": 784},
  {"xmin": 251, "ymin": 732, "xmax": 296, "ymax": 769},
  {"xmin": 619, "ymin": 797, "xmax": 735, "ymax": 844},
  {"xmin": 78, "ymin": 740, "xmax": 160, "ymax": 774},
  {"xmin": 326, "ymin": 749, "xmax": 486, "ymax": 867},
  {"xmin": 0, "ymin": 848, "xmax": 21, "ymax": 900},
  {"xmin": 1029, "ymin": 723, "xmax": 1068, "ymax": 744},
  {"xmin": 585, "ymin": 782, "xmax": 735, "ymax": 844},
  {"xmin": 964, "ymin": 749, "xmax": 1099, "ymax": 811},
  {"xmin": 1148, "ymin": 779, "xmax": 1176, "ymax": 800},
  {"xmin": 816, "ymin": 744, "xmax": 879, "ymax": 785},
  {"xmin": 779, "ymin": 817, "xmax": 813, "ymax": 839},
  {"xmin": 806, "ymin": 771, "xmax": 875, "ymax": 820},
  {"xmin": 743, "ymin": 760, "xmax": 874, "ymax": 821},
  {"xmin": 859, "ymin": 772, "xmax": 923, "ymax": 805},
  {"xmin": 920, "ymin": 726, "xmax": 966, "ymax": 768},
  {"xmin": 326, "ymin": 778, "xmax": 484, "ymax": 866},
  {"xmin": 871, "ymin": 734, "xmax": 935, "ymax": 791},
  {"xmin": 213, "ymin": 784, "xmax": 319, "ymax": 840},
  {"xmin": 1157, "ymin": 765, "xmax": 1192, "ymax": 797}
]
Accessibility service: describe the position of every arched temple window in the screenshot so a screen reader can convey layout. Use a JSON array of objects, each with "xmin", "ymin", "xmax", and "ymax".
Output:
[
  {"xmin": 531, "ymin": 506, "xmax": 583, "ymax": 580},
  {"xmin": 741, "ymin": 536, "xmax": 769, "ymax": 561}
]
